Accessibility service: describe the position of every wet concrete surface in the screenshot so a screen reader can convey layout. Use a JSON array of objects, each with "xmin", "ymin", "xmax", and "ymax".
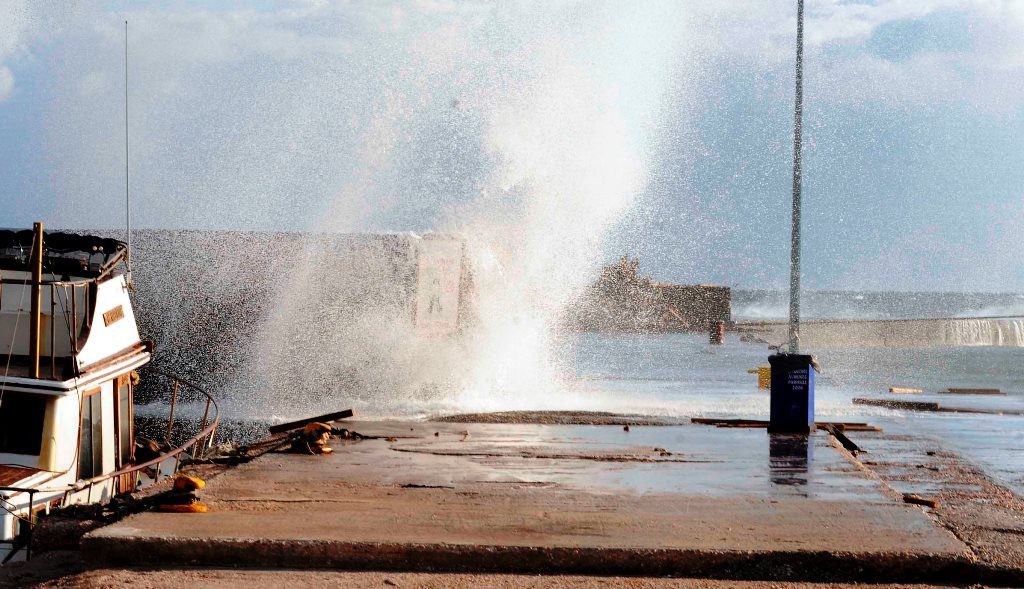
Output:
[
  {"xmin": 843, "ymin": 425, "xmax": 1024, "ymax": 578},
  {"xmin": 27, "ymin": 567, "xmax": 1003, "ymax": 589},
  {"xmin": 82, "ymin": 420, "xmax": 985, "ymax": 583},
  {"xmin": 309, "ymin": 421, "xmax": 883, "ymax": 499}
]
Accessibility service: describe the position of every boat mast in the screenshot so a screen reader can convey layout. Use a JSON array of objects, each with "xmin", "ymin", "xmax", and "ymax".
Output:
[{"xmin": 29, "ymin": 222, "xmax": 43, "ymax": 378}]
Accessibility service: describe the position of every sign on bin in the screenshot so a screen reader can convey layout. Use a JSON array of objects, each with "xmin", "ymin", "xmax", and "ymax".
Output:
[{"xmin": 768, "ymin": 353, "xmax": 817, "ymax": 434}]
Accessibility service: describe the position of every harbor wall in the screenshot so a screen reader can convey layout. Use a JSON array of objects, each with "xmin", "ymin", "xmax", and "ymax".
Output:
[
  {"xmin": 93, "ymin": 229, "xmax": 468, "ymax": 404},
  {"xmin": 739, "ymin": 317, "xmax": 1024, "ymax": 348}
]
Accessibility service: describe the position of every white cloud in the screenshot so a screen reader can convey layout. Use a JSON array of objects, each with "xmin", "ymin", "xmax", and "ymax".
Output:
[
  {"xmin": 806, "ymin": 0, "xmax": 960, "ymax": 46},
  {"xmin": 0, "ymin": 0, "xmax": 75, "ymax": 100},
  {"xmin": 34, "ymin": 1, "xmax": 689, "ymax": 232},
  {"xmin": 683, "ymin": 1, "xmax": 1024, "ymax": 113},
  {"xmin": 0, "ymin": 0, "xmax": 28, "ymax": 100}
]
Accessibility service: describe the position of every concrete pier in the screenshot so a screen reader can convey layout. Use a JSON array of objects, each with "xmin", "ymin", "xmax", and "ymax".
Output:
[{"xmin": 78, "ymin": 419, "xmax": 1010, "ymax": 584}]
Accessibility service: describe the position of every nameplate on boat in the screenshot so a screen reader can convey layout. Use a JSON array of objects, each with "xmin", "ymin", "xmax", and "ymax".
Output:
[{"xmin": 103, "ymin": 305, "xmax": 125, "ymax": 326}]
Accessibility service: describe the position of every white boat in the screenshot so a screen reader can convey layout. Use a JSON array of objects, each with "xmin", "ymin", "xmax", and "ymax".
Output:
[{"xmin": 0, "ymin": 223, "xmax": 218, "ymax": 563}]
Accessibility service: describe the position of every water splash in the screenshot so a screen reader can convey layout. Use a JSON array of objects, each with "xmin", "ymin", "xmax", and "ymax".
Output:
[
  {"xmin": 250, "ymin": 3, "xmax": 688, "ymax": 416},
  {"xmin": 441, "ymin": 7, "xmax": 685, "ymax": 410},
  {"xmin": 947, "ymin": 318, "xmax": 1024, "ymax": 347},
  {"xmin": 30, "ymin": 2, "xmax": 688, "ymax": 417}
]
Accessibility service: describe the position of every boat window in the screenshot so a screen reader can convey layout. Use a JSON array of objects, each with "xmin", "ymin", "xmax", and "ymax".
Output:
[
  {"xmin": 78, "ymin": 390, "xmax": 103, "ymax": 479},
  {"xmin": 116, "ymin": 378, "xmax": 132, "ymax": 466},
  {"xmin": 0, "ymin": 392, "xmax": 46, "ymax": 455}
]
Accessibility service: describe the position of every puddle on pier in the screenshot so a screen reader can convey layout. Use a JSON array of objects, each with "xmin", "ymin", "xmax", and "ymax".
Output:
[{"xmin": 354, "ymin": 422, "xmax": 887, "ymax": 501}]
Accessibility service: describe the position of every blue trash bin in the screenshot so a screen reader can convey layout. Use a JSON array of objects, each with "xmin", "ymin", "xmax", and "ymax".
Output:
[{"xmin": 768, "ymin": 353, "xmax": 817, "ymax": 434}]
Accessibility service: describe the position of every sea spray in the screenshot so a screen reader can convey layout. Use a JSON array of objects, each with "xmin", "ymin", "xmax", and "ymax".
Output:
[
  {"xmin": 42, "ymin": 2, "xmax": 688, "ymax": 417},
  {"xmin": 451, "ymin": 59, "xmax": 666, "ymax": 409},
  {"xmin": 249, "ymin": 3, "xmax": 688, "ymax": 415}
]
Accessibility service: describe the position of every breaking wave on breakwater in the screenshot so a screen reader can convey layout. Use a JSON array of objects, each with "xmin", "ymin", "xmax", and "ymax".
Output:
[
  {"xmin": 733, "ymin": 290, "xmax": 1024, "ymax": 322},
  {"xmin": 116, "ymin": 229, "xmax": 1024, "ymax": 418}
]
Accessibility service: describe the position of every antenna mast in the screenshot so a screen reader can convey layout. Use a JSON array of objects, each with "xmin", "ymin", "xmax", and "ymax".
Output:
[{"xmin": 124, "ymin": 20, "xmax": 132, "ymax": 283}]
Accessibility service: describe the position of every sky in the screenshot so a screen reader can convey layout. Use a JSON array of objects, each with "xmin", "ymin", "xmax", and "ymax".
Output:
[{"xmin": 0, "ymin": 0, "xmax": 1022, "ymax": 292}]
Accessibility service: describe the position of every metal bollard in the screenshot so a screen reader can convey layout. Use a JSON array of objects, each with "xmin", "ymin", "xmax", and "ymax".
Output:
[{"xmin": 709, "ymin": 320, "xmax": 725, "ymax": 345}]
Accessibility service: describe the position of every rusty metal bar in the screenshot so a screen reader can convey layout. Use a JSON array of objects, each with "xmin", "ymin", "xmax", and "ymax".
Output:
[
  {"xmin": 25, "ymin": 490, "xmax": 35, "ymax": 561},
  {"xmin": 49, "ymin": 284, "xmax": 55, "ymax": 379},
  {"xmin": 70, "ymin": 285, "xmax": 77, "ymax": 351},
  {"xmin": 194, "ymin": 397, "xmax": 212, "ymax": 459},
  {"xmin": 198, "ymin": 398, "xmax": 211, "ymax": 437},
  {"xmin": 0, "ymin": 276, "xmax": 96, "ymax": 286},
  {"xmin": 84, "ymin": 284, "xmax": 91, "ymax": 329},
  {"xmin": 165, "ymin": 380, "xmax": 179, "ymax": 445}
]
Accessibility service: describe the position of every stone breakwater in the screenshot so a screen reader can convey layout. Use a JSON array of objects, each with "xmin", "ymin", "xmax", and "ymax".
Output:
[{"xmin": 739, "ymin": 316, "xmax": 1024, "ymax": 348}]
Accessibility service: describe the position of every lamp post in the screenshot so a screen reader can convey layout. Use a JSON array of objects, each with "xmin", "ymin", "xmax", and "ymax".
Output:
[
  {"xmin": 788, "ymin": 0, "xmax": 804, "ymax": 354},
  {"xmin": 769, "ymin": 0, "xmax": 816, "ymax": 434}
]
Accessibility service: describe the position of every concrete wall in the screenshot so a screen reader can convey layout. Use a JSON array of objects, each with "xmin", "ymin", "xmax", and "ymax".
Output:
[
  {"xmin": 98, "ymin": 230, "xmax": 468, "ymax": 402},
  {"xmin": 739, "ymin": 317, "xmax": 1024, "ymax": 348}
]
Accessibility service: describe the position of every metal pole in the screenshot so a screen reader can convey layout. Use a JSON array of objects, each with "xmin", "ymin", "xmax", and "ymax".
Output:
[
  {"xmin": 787, "ymin": 0, "xmax": 805, "ymax": 354},
  {"xmin": 166, "ymin": 379, "xmax": 179, "ymax": 445},
  {"xmin": 124, "ymin": 20, "xmax": 132, "ymax": 281},
  {"xmin": 49, "ymin": 284, "xmax": 55, "ymax": 379},
  {"xmin": 70, "ymin": 285, "xmax": 77, "ymax": 351},
  {"xmin": 29, "ymin": 222, "xmax": 43, "ymax": 378}
]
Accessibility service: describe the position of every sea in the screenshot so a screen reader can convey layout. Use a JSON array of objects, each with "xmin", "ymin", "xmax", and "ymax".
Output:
[
  {"xmin": 554, "ymin": 290, "xmax": 1024, "ymax": 496},
  {"xmin": 562, "ymin": 331, "xmax": 1024, "ymax": 495}
]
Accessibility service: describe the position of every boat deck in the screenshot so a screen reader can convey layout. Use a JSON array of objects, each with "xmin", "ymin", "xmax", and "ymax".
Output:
[{"xmin": 0, "ymin": 465, "xmax": 40, "ymax": 487}]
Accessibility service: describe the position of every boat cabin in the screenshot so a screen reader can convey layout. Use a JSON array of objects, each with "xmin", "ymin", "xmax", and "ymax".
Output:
[{"xmin": 0, "ymin": 224, "xmax": 151, "ymax": 561}]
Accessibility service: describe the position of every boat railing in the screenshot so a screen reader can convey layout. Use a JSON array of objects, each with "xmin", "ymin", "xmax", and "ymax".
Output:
[
  {"xmin": 69, "ymin": 366, "xmax": 220, "ymax": 501},
  {"xmin": 0, "ymin": 367, "xmax": 219, "ymax": 562},
  {"xmin": 0, "ymin": 278, "xmax": 98, "ymax": 379},
  {"xmin": 0, "ymin": 240, "xmax": 128, "ymax": 379},
  {"xmin": 0, "ymin": 487, "xmax": 38, "ymax": 563}
]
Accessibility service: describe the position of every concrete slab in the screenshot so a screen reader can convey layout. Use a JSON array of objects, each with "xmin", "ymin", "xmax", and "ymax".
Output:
[
  {"xmin": 84, "ymin": 421, "xmax": 981, "ymax": 583},
  {"xmin": 36, "ymin": 569, "xmax": 984, "ymax": 589}
]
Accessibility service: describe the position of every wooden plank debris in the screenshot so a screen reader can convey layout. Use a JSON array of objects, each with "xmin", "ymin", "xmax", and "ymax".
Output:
[
  {"xmin": 889, "ymin": 387, "xmax": 923, "ymax": 394},
  {"xmin": 268, "ymin": 409, "xmax": 355, "ymax": 434},
  {"xmin": 854, "ymin": 398, "xmax": 1024, "ymax": 416},
  {"xmin": 941, "ymin": 388, "xmax": 1005, "ymax": 395},
  {"xmin": 903, "ymin": 494, "xmax": 939, "ymax": 509},
  {"xmin": 822, "ymin": 423, "xmax": 863, "ymax": 455},
  {"xmin": 690, "ymin": 418, "xmax": 881, "ymax": 432},
  {"xmin": 853, "ymin": 398, "xmax": 941, "ymax": 411}
]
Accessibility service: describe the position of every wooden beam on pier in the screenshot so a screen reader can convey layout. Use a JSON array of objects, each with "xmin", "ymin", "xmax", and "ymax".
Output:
[{"xmin": 268, "ymin": 409, "xmax": 355, "ymax": 434}]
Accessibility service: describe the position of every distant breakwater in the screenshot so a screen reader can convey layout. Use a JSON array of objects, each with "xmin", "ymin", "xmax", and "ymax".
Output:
[{"xmin": 739, "ymin": 317, "xmax": 1024, "ymax": 348}]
